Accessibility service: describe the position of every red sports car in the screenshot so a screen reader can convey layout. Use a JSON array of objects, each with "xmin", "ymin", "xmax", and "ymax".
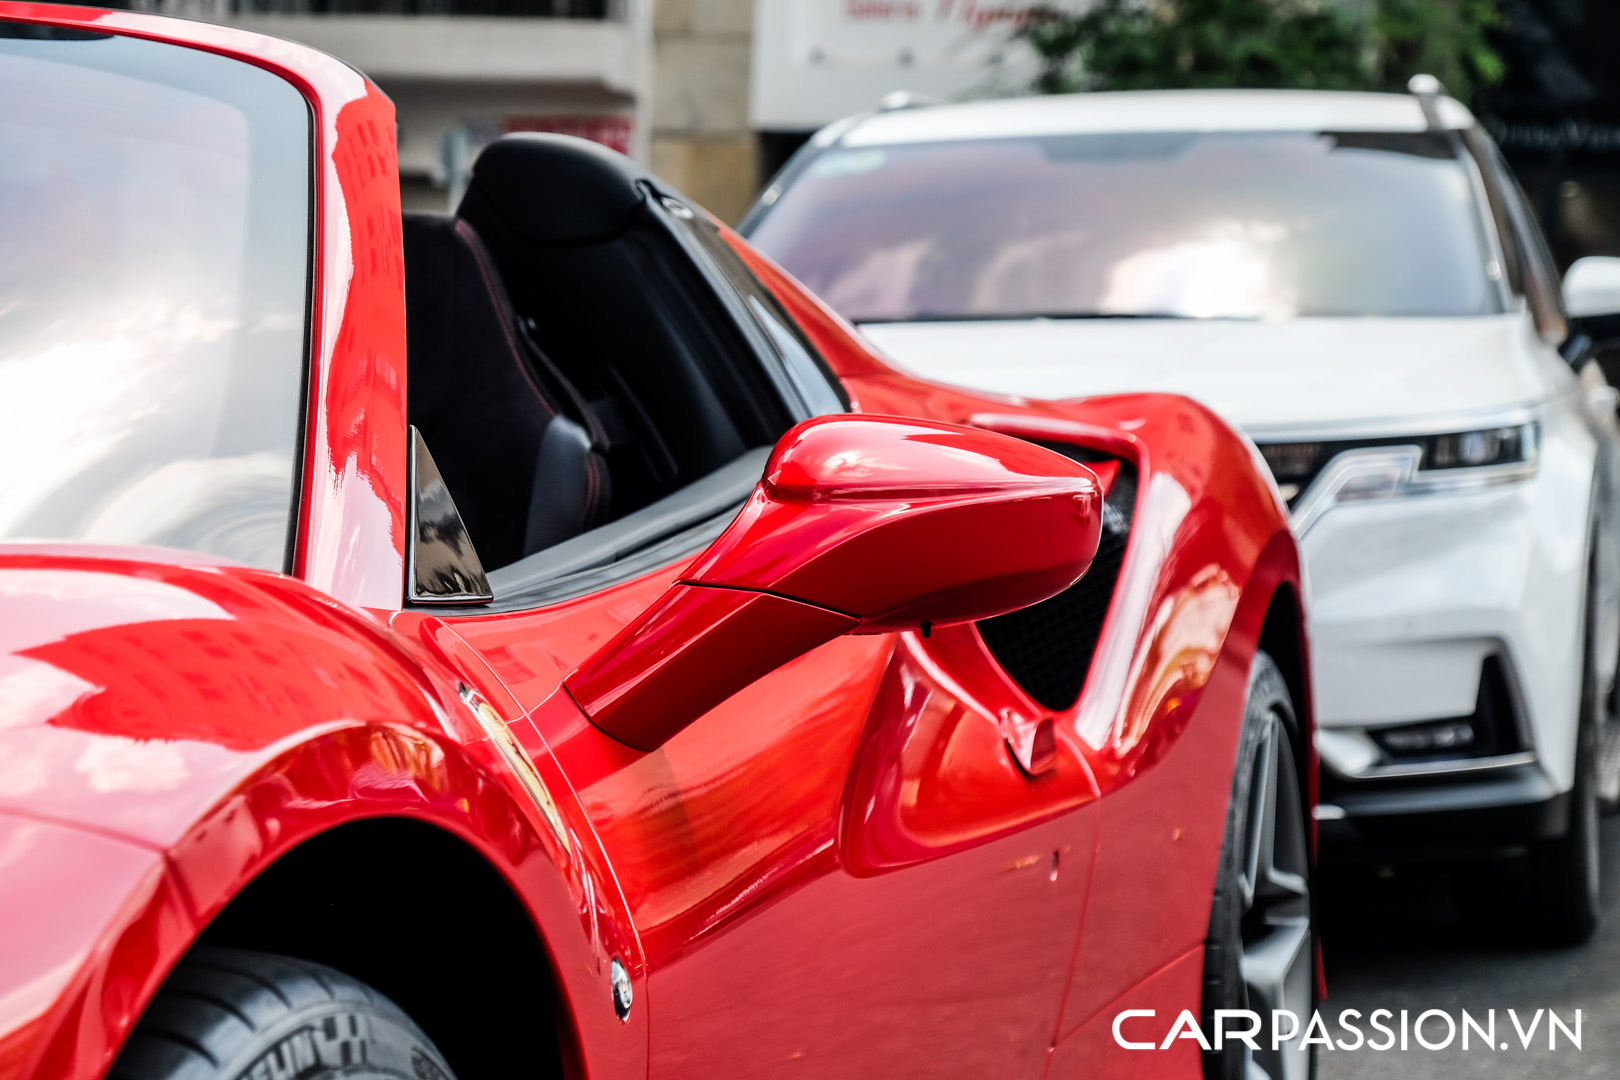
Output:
[{"xmin": 0, "ymin": 7, "xmax": 1316, "ymax": 1080}]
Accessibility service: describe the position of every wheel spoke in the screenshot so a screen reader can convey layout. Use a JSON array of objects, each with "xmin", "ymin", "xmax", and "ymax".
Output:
[
  {"xmin": 1259, "ymin": 717, "xmax": 1310, "ymax": 905},
  {"xmin": 1239, "ymin": 918, "xmax": 1310, "ymax": 1014},
  {"xmin": 1237, "ymin": 711, "xmax": 1314, "ymax": 1080},
  {"xmin": 1241, "ymin": 918, "xmax": 1313, "ymax": 1080},
  {"xmin": 1240, "ymin": 718, "xmax": 1278, "ymax": 912}
]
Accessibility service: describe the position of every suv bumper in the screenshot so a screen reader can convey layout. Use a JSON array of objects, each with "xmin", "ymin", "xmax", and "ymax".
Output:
[{"xmin": 1318, "ymin": 763, "xmax": 1569, "ymax": 864}]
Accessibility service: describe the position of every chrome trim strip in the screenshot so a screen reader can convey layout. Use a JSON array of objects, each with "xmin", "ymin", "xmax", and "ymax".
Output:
[
  {"xmin": 1350, "ymin": 751, "xmax": 1538, "ymax": 780},
  {"xmin": 1290, "ymin": 446, "xmax": 1419, "ymax": 538},
  {"xmin": 458, "ymin": 683, "xmax": 572, "ymax": 853}
]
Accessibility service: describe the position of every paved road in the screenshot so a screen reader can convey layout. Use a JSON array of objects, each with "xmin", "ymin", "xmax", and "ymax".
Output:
[{"xmin": 1315, "ymin": 817, "xmax": 1620, "ymax": 1078}]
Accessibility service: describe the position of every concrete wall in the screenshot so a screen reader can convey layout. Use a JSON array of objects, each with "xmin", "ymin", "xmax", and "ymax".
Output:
[{"xmin": 651, "ymin": 0, "xmax": 757, "ymax": 224}]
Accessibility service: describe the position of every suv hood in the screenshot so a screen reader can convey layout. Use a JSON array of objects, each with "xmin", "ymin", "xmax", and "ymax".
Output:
[{"xmin": 859, "ymin": 314, "xmax": 1555, "ymax": 439}]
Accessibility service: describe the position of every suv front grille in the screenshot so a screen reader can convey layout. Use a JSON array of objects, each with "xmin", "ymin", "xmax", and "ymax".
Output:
[{"xmin": 976, "ymin": 444, "xmax": 1137, "ymax": 712}]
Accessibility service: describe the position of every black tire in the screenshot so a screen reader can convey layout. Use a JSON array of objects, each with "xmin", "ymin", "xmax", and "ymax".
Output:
[
  {"xmin": 1595, "ymin": 546, "xmax": 1620, "ymax": 815},
  {"xmin": 1598, "ymin": 718, "xmax": 1620, "ymax": 817},
  {"xmin": 1594, "ymin": 718, "xmax": 1620, "ymax": 819},
  {"xmin": 1530, "ymin": 720, "xmax": 1602, "ymax": 944},
  {"xmin": 1525, "ymin": 546, "xmax": 1605, "ymax": 944},
  {"xmin": 110, "ymin": 948, "xmax": 457, "ymax": 1080},
  {"xmin": 1201, "ymin": 651, "xmax": 1315, "ymax": 1080}
]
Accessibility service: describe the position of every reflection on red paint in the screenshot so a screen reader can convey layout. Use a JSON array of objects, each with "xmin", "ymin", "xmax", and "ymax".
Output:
[{"xmin": 0, "ymin": 9, "xmax": 1312, "ymax": 1079}]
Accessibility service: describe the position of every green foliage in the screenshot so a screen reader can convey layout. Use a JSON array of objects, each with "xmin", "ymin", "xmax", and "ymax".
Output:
[
  {"xmin": 1369, "ymin": 0, "xmax": 1505, "ymax": 103},
  {"xmin": 1022, "ymin": 0, "xmax": 1505, "ymax": 106}
]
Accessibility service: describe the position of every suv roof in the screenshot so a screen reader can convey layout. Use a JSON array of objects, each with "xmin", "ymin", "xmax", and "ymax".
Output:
[{"xmin": 835, "ymin": 89, "xmax": 1475, "ymax": 148}]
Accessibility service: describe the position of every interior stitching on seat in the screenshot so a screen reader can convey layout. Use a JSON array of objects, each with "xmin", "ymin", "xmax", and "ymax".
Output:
[
  {"xmin": 587, "ymin": 452, "xmax": 604, "ymax": 522},
  {"xmin": 454, "ymin": 217, "xmax": 557, "ymax": 415}
]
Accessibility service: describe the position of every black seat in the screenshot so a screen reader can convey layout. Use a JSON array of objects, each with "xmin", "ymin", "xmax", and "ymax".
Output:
[
  {"xmin": 455, "ymin": 135, "xmax": 762, "ymax": 517},
  {"xmin": 403, "ymin": 213, "xmax": 610, "ymax": 570}
]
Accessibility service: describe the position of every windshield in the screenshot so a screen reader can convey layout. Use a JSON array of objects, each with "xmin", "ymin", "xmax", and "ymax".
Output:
[
  {"xmin": 747, "ymin": 130, "xmax": 1498, "ymax": 323},
  {"xmin": 0, "ymin": 26, "xmax": 310, "ymax": 571}
]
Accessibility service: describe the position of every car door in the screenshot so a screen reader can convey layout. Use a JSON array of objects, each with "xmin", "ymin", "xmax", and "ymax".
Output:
[
  {"xmin": 445, "ymin": 573, "xmax": 1101, "ymax": 1080},
  {"xmin": 423, "ymin": 183, "xmax": 1101, "ymax": 1076}
]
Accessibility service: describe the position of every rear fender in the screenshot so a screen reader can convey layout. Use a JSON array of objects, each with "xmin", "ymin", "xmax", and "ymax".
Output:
[{"xmin": 0, "ymin": 549, "xmax": 644, "ymax": 1080}]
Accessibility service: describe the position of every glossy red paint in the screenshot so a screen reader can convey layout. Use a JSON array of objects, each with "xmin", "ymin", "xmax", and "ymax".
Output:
[
  {"xmin": 684, "ymin": 415, "xmax": 1102, "ymax": 629},
  {"xmin": 567, "ymin": 585, "xmax": 859, "ymax": 751},
  {"xmin": 0, "ymin": 543, "xmax": 648, "ymax": 1080},
  {"xmin": 443, "ymin": 386, "xmax": 1307, "ymax": 1075},
  {"xmin": 0, "ymin": 10, "xmax": 1313, "ymax": 1080},
  {"xmin": 0, "ymin": 816, "xmax": 174, "ymax": 1080},
  {"xmin": 568, "ymin": 415, "xmax": 1101, "ymax": 750},
  {"xmin": 1048, "ymin": 947, "xmax": 1207, "ymax": 1079},
  {"xmin": 721, "ymin": 231, "xmax": 1316, "ymax": 1058}
]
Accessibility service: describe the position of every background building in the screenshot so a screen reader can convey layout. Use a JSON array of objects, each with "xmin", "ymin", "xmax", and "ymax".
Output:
[
  {"xmin": 748, "ymin": 1, "xmax": 1085, "ymax": 198},
  {"xmin": 649, "ymin": 0, "xmax": 756, "ymax": 223},
  {"xmin": 64, "ymin": 0, "xmax": 1620, "ymax": 249},
  {"xmin": 110, "ymin": 0, "xmax": 1092, "ymax": 221},
  {"xmin": 648, "ymin": 0, "xmax": 1080, "ymax": 222},
  {"xmin": 139, "ymin": 0, "xmax": 655, "ymax": 212}
]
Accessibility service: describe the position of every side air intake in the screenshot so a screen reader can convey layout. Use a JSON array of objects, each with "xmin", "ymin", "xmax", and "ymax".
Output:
[{"xmin": 976, "ymin": 445, "xmax": 1137, "ymax": 712}]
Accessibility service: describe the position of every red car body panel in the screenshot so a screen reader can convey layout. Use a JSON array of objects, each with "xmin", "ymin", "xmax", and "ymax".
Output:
[{"xmin": 0, "ymin": 8, "xmax": 1314, "ymax": 1080}]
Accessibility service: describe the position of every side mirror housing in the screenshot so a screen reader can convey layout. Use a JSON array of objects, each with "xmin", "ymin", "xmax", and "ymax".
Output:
[
  {"xmin": 1564, "ymin": 256, "xmax": 1620, "ymax": 344},
  {"xmin": 566, "ymin": 416, "xmax": 1103, "ymax": 751}
]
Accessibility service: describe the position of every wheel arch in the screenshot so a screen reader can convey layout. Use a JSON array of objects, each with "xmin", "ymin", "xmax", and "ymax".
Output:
[
  {"xmin": 192, "ymin": 815, "xmax": 579, "ymax": 1080},
  {"xmin": 17, "ymin": 714, "xmax": 646, "ymax": 1080},
  {"xmin": 1247, "ymin": 542, "xmax": 1326, "ymax": 1006},
  {"xmin": 1258, "ymin": 577, "xmax": 1312, "ymax": 744},
  {"xmin": 1248, "ymin": 533, "xmax": 1317, "ymax": 821}
]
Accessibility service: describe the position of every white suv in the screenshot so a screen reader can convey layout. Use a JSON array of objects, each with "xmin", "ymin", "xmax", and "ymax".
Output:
[{"xmin": 743, "ymin": 84, "xmax": 1620, "ymax": 940}]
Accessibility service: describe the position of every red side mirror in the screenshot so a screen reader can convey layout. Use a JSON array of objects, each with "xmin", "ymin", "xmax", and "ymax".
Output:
[{"xmin": 566, "ymin": 416, "xmax": 1103, "ymax": 751}]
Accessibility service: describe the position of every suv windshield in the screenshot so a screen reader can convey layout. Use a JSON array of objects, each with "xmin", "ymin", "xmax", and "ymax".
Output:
[
  {"xmin": 0, "ymin": 26, "xmax": 310, "ymax": 571},
  {"xmin": 746, "ymin": 130, "xmax": 1498, "ymax": 323}
]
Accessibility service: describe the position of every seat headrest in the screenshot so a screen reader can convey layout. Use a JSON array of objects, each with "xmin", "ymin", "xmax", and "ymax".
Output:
[{"xmin": 458, "ymin": 133, "xmax": 647, "ymax": 246}]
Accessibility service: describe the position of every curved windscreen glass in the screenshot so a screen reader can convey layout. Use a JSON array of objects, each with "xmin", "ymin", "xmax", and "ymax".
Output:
[
  {"xmin": 0, "ymin": 26, "xmax": 310, "ymax": 571},
  {"xmin": 748, "ymin": 131, "xmax": 1497, "ymax": 322}
]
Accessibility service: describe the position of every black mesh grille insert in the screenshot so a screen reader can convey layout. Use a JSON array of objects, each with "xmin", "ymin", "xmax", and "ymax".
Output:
[{"xmin": 976, "ymin": 444, "xmax": 1137, "ymax": 712}]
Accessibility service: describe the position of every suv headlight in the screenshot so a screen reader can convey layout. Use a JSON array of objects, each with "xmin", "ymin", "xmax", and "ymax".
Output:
[
  {"xmin": 1424, "ymin": 425, "xmax": 1532, "ymax": 470},
  {"xmin": 1264, "ymin": 421, "xmax": 1538, "ymax": 537}
]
